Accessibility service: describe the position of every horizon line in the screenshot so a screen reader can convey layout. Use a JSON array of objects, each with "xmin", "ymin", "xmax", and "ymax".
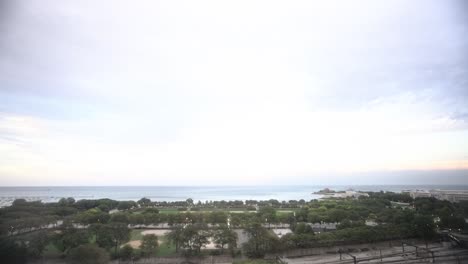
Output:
[{"xmin": 1, "ymin": 184, "xmax": 468, "ymax": 187}]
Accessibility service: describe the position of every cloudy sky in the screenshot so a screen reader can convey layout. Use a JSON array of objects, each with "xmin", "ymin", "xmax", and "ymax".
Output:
[{"xmin": 1, "ymin": 0, "xmax": 468, "ymax": 186}]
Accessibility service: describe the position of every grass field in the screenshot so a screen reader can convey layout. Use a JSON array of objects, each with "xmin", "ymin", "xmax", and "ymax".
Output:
[
  {"xmin": 158, "ymin": 208, "xmax": 182, "ymax": 214},
  {"xmin": 43, "ymin": 243, "xmax": 61, "ymax": 258},
  {"xmin": 157, "ymin": 236, "xmax": 177, "ymax": 256},
  {"xmin": 128, "ymin": 229, "xmax": 177, "ymax": 256},
  {"xmin": 130, "ymin": 229, "xmax": 144, "ymax": 240}
]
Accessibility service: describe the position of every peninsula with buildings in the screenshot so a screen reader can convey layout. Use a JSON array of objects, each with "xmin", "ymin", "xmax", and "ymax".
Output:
[{"xmin": 313, "ymin": 188, "xmax": 370, "ymax": 199}]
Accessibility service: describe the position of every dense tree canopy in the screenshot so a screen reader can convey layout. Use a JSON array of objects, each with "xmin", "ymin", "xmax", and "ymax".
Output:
[
  {"xmin": 242, "ymin": 221, "xmax": 280, "ymax": 258},
  {"xmin": 213, "ymin": 224, "xmax": 238, "ymax": 251},
  {"xmin": 1, "ymin": 190, "xmax": 467, "ymax": 262},
  {"xmin": 67, "ymin": 244, "xmax": 110, "ymax": 264},
  {"xmin": 140, "ymin": 234, "xmax": 159, "ymax": 256}
]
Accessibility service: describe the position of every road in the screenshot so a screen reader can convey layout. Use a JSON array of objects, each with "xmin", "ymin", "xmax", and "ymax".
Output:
[{"xmin": 281, "ymin": 242, "xmax": 468, "ymax": 264}]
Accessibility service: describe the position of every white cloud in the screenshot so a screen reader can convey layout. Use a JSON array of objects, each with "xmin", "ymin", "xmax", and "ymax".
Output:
[{"xmin": 1, "ymin": 0, "xmax": 468, "ymax": 185}]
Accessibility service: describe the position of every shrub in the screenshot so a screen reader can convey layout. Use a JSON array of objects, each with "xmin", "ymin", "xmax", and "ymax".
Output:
[
  {"xmin": 119, "ymin": 244, "xmax": 134, "ymax": 260},
  {"xmin": 67, "ymin": 244, "xmax": 109, "ymax": 264}
]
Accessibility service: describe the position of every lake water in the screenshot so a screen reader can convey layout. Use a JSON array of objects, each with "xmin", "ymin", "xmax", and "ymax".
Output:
[{"xmin": 0, "ymin": 185, "xmax": 467, "ymax": 207}]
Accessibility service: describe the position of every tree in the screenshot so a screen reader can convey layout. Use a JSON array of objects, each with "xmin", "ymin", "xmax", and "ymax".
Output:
[
  {"xmin": 58, "ymin": 197, "xmax": 76, "ymax": 206},
  {"xmin": 92, "ymin": 223, "xmax": 130, "ymax": 253},
  {"xmin": 167, "ymin": 224, "xmax": 210, "ymax": 255},
  {"xmin": 294, "ymin": 222, "xmax": 314, "ymax": 235},
  {"xmin": 258, "ymin": 206, "xmax": 277, "ymax": 225},
  {"xmin": 110, "ymin": 212, "xmax": 129, "ymax": 223},
  {"xmin": 0, "ymin": 237, "xmax": 28, "ymax": 264},
  {"xmin": 27, "ymin": 230, "xmax": 49, "ymax": 258},
  {"xmin": 95, "ymin": 225, "xmax": 116, "ymax": 250},
  {"xmin": 280, "ymin": 231, "xmax": 317, "ymax": 249},
  {"xmin": 213, "ymin": 224, "xmax": 238, "ymax": 252},
  {"xmin": 117, "ymin": 201, "xmax": 137, "ymax": 211},
  {"xmin": 67, "ymin": 244, "xmax": 109, "ymax": 264},
  {"xmin": 75, "ymin": 199, "xmax": 99, "ymax": 210},
  {"xmin": 140, "ymin": 234, "xmax": 158, "ymax": 256},
  {"xmin": 142, "ymin": 208, "xmax": 159, "ymax": 214},
  {"xmin": 75, "ymin": 208, "xmax": 110, "ymax": 224},
  {"xmin": 328, "ymin": 209, "xmax": 350, "ymax": 222},
  {"xmin": 440, "ymin": 215, "xmax": 466, "ymax": 230},
  {"xmin": 208, "ymin": 211, "xmax": 228, "ymax": 224},
  {"xmin": 413, "ymin": 215, "xmax": 436, "ymax": 248},
  {"xmin": 180, "ymin": 224, "xmax": 210, "ymax": 255},
  {"xmin": 12, "ymin": 199, "xmax": 28, "ymax": 207},
  {"xmin": 119, "ymin": 244, "xmax": 134, "ymax": 260},
  {"xmin": 230, "ymin": 214, "xmax": 243, "ymax": 227},
  {"xmin": 53, "ymin": 228, "xmax": 90, "ymax": 254},
  {"xmin": 296, "ymin": 207, "xmax": 309, "ymax": 222},
  {"xmin": 96, "ymin": 199, "xmax": 119, "ymax": 212},
  {"xmin": 138, "ymin": 197, "xmax": 151, "ymax": 207},
  {"xmin": 109, "ymin": 223, "xmax": 131, "ymax": 253},
  {"xmin": 242, "ymin": 221, "xmax": 280, "ymax": 258},
  {"xmin": 167, "ymin": 225, "xmax": 184, "ymax": 253},
  {"xmin": 186, "ymin": 198, "xmax": 194, "ymax": 207},
  {"xmin": 337, "ymin": 220, "xmax": 365, "ymax": 230}
]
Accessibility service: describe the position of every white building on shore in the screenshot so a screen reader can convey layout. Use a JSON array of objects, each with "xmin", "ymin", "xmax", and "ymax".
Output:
[{"xmin": 408, "ymin": 189, "xmax": 468, "ymax": 202}]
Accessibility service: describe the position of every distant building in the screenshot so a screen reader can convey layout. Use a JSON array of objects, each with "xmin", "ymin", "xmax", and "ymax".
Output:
[
  {"xmin": 430, "ymin": 190, "xmax": 468, "ymax": 203},
  {"xmin": 328, "ymin": 190, "xmax": 369, "ymax": 199},
  {"xmin": 409, "ymin": 190, "xmax": 432, "ymax": 199},
  {"xmin": 408, "ymin": 189, "xmax": 468, "ymax": 203},
  {"xmin": 346, "ymin": 190, "xmax": 369, "ymax": 198}
]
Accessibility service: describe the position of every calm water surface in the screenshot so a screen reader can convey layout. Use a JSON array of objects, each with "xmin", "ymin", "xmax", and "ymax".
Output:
[{"xmin": 0, "ymin": 185, "xmax": 467, "ymax": 207}]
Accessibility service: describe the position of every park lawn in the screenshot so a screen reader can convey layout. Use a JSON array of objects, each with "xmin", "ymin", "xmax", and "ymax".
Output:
[
  {"xmin": 43, "ymin": 243, "xmax": 61, "ymax": 258},
  {"xmin": 130, "ymin": 229, "xmax": 144, "ymax": 240},
  {"xmin": 158, "ymin": 208, "xmax": 182, "ymax": 214},
  {"xmin": 196, "ymin": 208, "xmax": 240, "ymax": 212},
  {"xmin": 156, "ymin": 235, "xmax": 177, "ymax": 256},
  {"xmin": 194, "ymin": 208, "xmax": 252, "ymax": 213},
  {"xmin": 128, "ymin": 230, "xmax": 176, "ymax": 256},
  {"xmin": 15, "ymin": 230, "xmax": 63, "ymax": 258},
  {"xmin": 277, "ymin": 211, "xmax": 294, "ymax": 216},
  {"xmin": 89, "ymin": 234, "xmax": 97, "ymax": 243}
]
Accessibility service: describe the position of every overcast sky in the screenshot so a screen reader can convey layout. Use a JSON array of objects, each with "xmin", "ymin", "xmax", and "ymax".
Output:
[{"xmin": 1, "ymin": 0, "xmax": 468, "ymax": 186}]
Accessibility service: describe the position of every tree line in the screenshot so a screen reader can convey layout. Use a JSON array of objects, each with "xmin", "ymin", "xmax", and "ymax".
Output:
[{"xmin": 1, "ymin": 191, "xmax": 468, "ymax": 263}]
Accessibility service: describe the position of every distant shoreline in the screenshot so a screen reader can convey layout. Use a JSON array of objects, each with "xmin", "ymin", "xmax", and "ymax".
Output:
[
  {"xmin": 1, "ymin": 184, "xmax": 467, "ymax": 187},
  {"xmin": 1, "ymin": 185, "xmax": 468, "ymax": 207}
]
